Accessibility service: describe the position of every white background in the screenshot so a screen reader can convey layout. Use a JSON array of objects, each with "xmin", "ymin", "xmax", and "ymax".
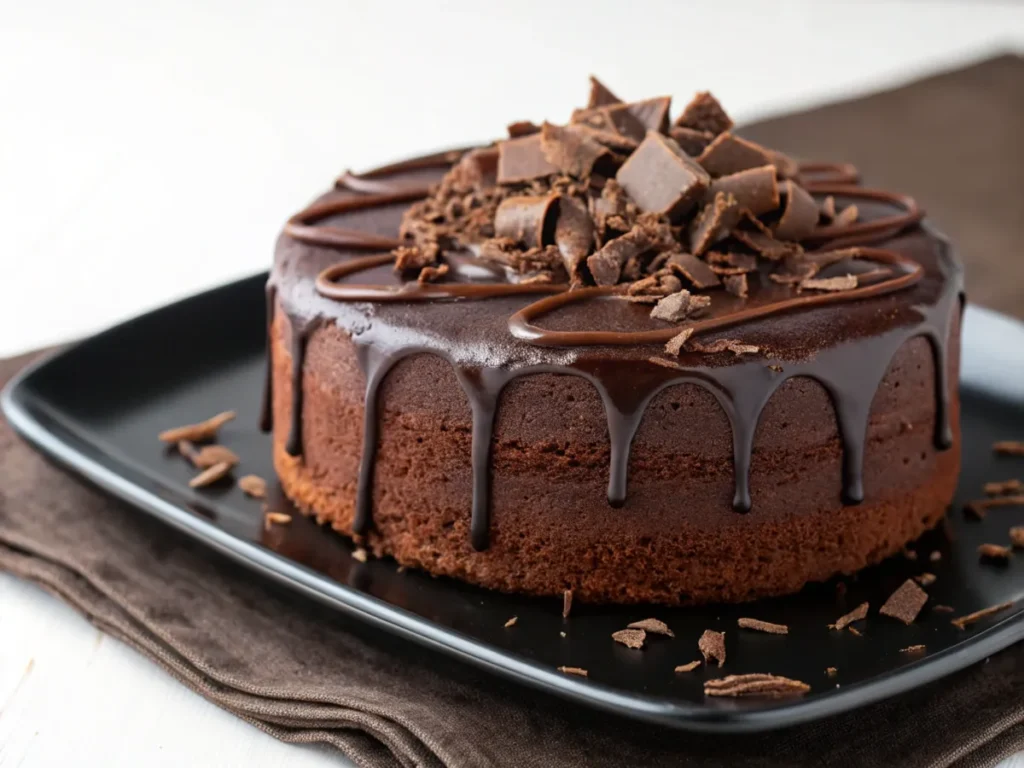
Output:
[{"xmin": 1, "ymin": 1, "xmax": 1023, "ymax": 765}]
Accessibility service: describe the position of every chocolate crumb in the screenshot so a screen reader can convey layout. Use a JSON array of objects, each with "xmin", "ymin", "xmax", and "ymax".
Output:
[
  {"xmin": 978, "ymin": 543, "xmax": 1012, "ymax": 561},
  {"xmin": 159, "ymin": 411, "xmax": 236, "ymax": 444},
  {"xmin": 933, "ymin": 604, "xmax": 954, "ymax": 613},
  {"xmin": 848, "ymin": 626, "xmax": 863, "ymax": 637},
  {"xmin": 826, "ymin": 667, "xmax": 838, "ymax": 677},
  {"xmin": 914, "ymin": 573, "xmax": 937, "ymax": 587},
  {"xmin": 559, "ymin": 631, "xmax": 566, "ymax": 638},
  {"xmin": 830, "ymin": 601, "xmax": 869, "ymax": 630},
  {"xmin": 627, "ymin": 618, "xmax": 675, "ymax": 637},
  {"xmin": 558, "ymin": 666, "xmax": 588, "ymax": 677},
  {"xmin": 675, "ymin": 661, "xmax": 701, "ymax": 673},
  {"xmin": 952, "ymin": 601, "xmax": 1015, "ymax": 630},
  {"xmin": 238, "ymin": 474, "xmax": 267, "ymax": 499},
  {"xmin": 497, "ymin": 133, "xmax": 558, "ymax": 184},
  {"xmin": 688, "ymin": 338, "xmax": 759, "ymax": 356},
  {"xmin": 930, "ymin": 550, "xmax": 942, "ymax": 562},
  {"xmin": 880, "ymin": 579, "xmax": 929, "ymax": 625},
  {"xmin": 664, "ymin": 328, "xmax": 694, "ymax": 356},
  {"xmin": 650, "ymin": 290, "xmax": 711, "ymax": 323},
  {"xmin": 903, "ymin": 548, "xmax": 918, "ymax": 561},
  {"xmin": 191, "ymin": 444, "xmax": 241, "ymax": 469},
  {"xmin": 352, "ymin": 547, "xmax": 368, "ymax": 563},
  {"xmin": 698, "ymin": 629, "xmax": 726, "ymax": 667},
  {"xmin": 563, "ymin": 589, "xmax": 573, "ymax": 618},
  {"xmin": 688, "ymin": 193, "xmax": 741, "ymax": 256},
  {"xmin": 505, "ymin": 616, "xmax": 518, "ymax": 628},
  {"xmin": 985, "ymin": 479, "xmax": 1023, "ymax": 496},
  {"xmin": 396, "ymin": 565, "xmax": 407, "ymax": 574},
  {"xmin": 264, "ymin": 511, "xmax": 292, "ymax": 529},
  {"xmin": 900, "ymin": 645, "xmax": 927, "ymax": 653},
  {"xmin": 1010, "ymin": 526, "xmax": 1024, "ymax": 548},
  {"xmin": 801, "ymin": 274, "xmax": 858, "ymax": 292},
  {"xmin": 723, "ymin": 274, "xmax": 748, "ymax": 298},
  {"xmin": 737, "ymin": 618, "xmax": 789, "ymax": 635},
  {"xmin": 393, "ymin": 245, "xmax": 436, "ymax": 272},
  {"xmin": 704, "ymin": 673, "xmax": 809, "ymax": 699},
  {"xmin": 612, "ymin": 628, "xmax": 647, "ymax": 649},
  {"xmin": 188, "ymin": 461, "xmax": 232, "ymax": 489},
  {"xmin": 965, "ymin": 494, "xmax": 1024, "ymax": 518},
  {"xmin": 675, "ymin": 92, "xmax": 733, "ymax": 135},
  {"xmin": 417, "ymin": 264, "xmax": 449, "ymax": 283},
  {"xmin": 586, "ymin": 226, "xmax": 653, "ymax": 286},
  {"xmin": 667, "ymin": 251, "xmax": 722, "ymax": 289},
  {"xmin": 993, "ymin": 441, "xmax": 1024, "ymax": 456}
]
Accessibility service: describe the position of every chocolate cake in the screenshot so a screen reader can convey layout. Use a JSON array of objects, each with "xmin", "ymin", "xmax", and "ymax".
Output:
[{"xmin": 263, "ymin": 78, "xmax": 962, "ymax": 605}]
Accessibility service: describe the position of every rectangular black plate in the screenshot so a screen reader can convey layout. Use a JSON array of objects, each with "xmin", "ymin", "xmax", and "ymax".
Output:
[{"xmin": 4, "ymin": 273, "xmax": 1024, "ymax": 733}]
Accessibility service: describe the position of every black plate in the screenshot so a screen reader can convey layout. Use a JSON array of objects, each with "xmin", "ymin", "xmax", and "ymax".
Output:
[{"xmin": 4, "ymin": 273, "xmax": 1024, "ymax": 733}]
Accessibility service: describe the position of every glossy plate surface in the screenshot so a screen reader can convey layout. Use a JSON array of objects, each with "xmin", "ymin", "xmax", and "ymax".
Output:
[{"xmin": 3, "ymin": 275, "xmax": 1023, "ymax": 732}]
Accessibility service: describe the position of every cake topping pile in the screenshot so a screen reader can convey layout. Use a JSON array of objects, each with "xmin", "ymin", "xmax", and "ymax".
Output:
[{"xmin": 397, "ymin": 77, "xmax": 878, "ymax": 345}]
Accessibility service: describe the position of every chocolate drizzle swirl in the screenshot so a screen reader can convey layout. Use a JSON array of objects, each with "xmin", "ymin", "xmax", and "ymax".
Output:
[{"xmin": 262, "ymin": 147, "xmax": 961, "ymax": 552}]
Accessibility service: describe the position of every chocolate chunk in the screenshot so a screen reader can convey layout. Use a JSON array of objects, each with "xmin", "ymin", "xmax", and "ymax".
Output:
[
  {"xmin": 674, "ymin": 91, "xmax": 733, "ymax": 135},
  {"xmin": 589, "ymin": 178, "xmax": 631, "ymax": 235},
  {"xmin": 708, "ymin": 166, "xmax": 779, "ymax": 216},
  {"xmin": 993, "ymin": 441, "xmax": 1024, "ymax": 456},
  {"xmin": 417, "ymin": 263, "xmax": 449, "ymax": 283},
  {"xmin": 667, "ymin": 251, "xmax": 722, "ymax": 289},
  {"xmin": 448, "ymin": 147, "xmax": 500, "ymax": 189},
  {"xmin": 773, "ymin": 181, "xmax": 819, "ymax": 241},
  {"xmin": 615, "ymin": 132, "xmax": 709, "ymax": 220},
  {"xmin": 504, "ymin": 616, "xmax": 518, "ymax": 628},
  {"xmin": 668, "ymin": 126, "xmax": 714, "ymax": 157},
  {"xmin": 1011, "ymin": 526, "xmax": 1024, "ymax": 548},
  {"xmin": 627, "ymin": 618, "xmax": 675, "ymax": 637},
  {"xmin": 737, "ymin": 618, "xmax": 788, "ymax": 635},
  {"xmin": 612, "ymin": 628, "xmax": 646, "ymax": 649},
  {"xmin": 494, "ymin": 195, "xmax": 559, "ymax": 249},
  {"xmin": 497, "ymin": 133, "xmax": 558, "ymax": 183},
  {"xmin": 688, "ymin": 192, "xmax": 742, "ymax": 255},
  {"xmin": 558, "ymin": 666, "xmax": 588, "ymax": 677},
  {"xmin": 951, "ymin": 601, "xmax": 1015, "ymax": 630},
  {"xmin": 507, "ymin": 120, "xmax": 541, "ymax": 138},
  {"xmin": 914, "ymin": 573, "xmax": 937, "ymax": 586},
  {"xmin": 704, "ymin": 674, "xmax": 809, "ymax": 698},
  {"xmin": 664, "ymin": 328, "xmax": 694, "ymax": 356},
  {"xmin": 159, "ymin": 411, "xmax": 236, "ymax": 444},
  {"xmin": 562, "ymin": 589, "xmax": 573, "ymax": 618},
  {"xmin": 978, "ymin": 543, "xmax": 1012, "ymax": 561},
  {"xmin": 708, "ymin": 251, "xmax": 757, "ymax": 275},
  {"xmin": 900, "ymin": 645, "xmax": 926, "ymax": 653},
  {"xmin": 626, "ymin": 96, "xmax": 672, "ymax": 134},
  {"xmin": 540, "ymin": 122, "xmax": 612, "ymax": 179},
  {"xmin": 697, "ymin": 133, "xmax": 773, "ymax": 177},
  {"xmin": 650, "ymin": 290, "xmax": 711, "ymax": 323},
  {"xmin": 586, "ymin": 226, "xmax": 654, "ymax": 286},
  {"xmin": 880, "ymin": 579, "xmax": 928, "ymax": 625},
  {"xmin": 800, "ymin": 274, "xmax": 857, "ymax": 292},
  {"xmin": 675, "ymin": 661, "xmax": 701, "ymax": 673},
  {"xmin": 554, "ymin": 196, "xmax": 595, "ymax": 278},
  {"xmin": 985, "ymin": 479, "xmax": 1023, "ymax": 496},
  {"xmin": 602, "ymin": 103, "xmax": 649, "ymax": 142},
  {"xmin": 689, "ymin": 339, "xmax": 759, "ymax": 356},
  {"xmin": 576, "ymin": 125, "xmax": 640, "ymax": 154},
  {"xmin": 238, "ymin": 474, "xmax": 267, "ymax": 498},
  {"xmin": 723, "ymin": 274, "xmax": 748, "ymax": 298},
  {"xmin": 587, "ymin": 75, "xmax": 622, "ymax": 108},
  {"xmin": 698, "ymin": 629, "xmax": 726, "ymax": 667}
]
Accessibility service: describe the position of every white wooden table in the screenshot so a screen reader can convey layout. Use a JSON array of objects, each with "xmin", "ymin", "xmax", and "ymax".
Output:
[{"xmin": 2, "ymin": 1, "xmax": 1023, "ymax": 764}]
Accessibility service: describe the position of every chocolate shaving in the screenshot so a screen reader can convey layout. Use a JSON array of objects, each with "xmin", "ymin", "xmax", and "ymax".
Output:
[
  {"xmin": 688, "ymin": 338, "xmax": 759, "ymax": 356},
  {"xmin": 587, "ymin": 75, "xmax": 622, "ymax": 108},
  {"xmin": 497, "ymin": 133, "xmax": 557, "ymax": 183},
  {"xmin": 558, "ymin": 666, "xmax": 588, "ymax": 677},
  {"xmin": 698, "ymin": 629, "xmax": 726, "ymax": 667},
  {"xmin": 697, "ymin": 133, "xmax": 772, "ymax": 177},
  {"xmin": 951, "ymin": 601, "xmax": 1015, "ymax": 630},
  {"xmin": 674, "ymin": 91, "xmax": 733, "ymax": 135},
  {"xmin": 993, "ymin": 441, "xmax": 1024, "ymax": 456},
  {"xmin": 504, "ymin": 616, "xmax": 518, "ymax": 628},
  {"xmin": 495, "ymin": 194, "xmax": 559, "ymax": 249},
  {"xmin": 737, "ymin": 618, "xmax": 788, "ymax": 635},
  {"xmin": 848, "ymin": 626, "xmax": 863, "ymax": 637},
  {"xmin": 667, "ymin": 251, "xmax": 721, "ymax": 289},
  {"xmin": 664, "ymin": 328, "xmax": 694, "ymax": 356},
  {"xmin": 833, "ymin": 205, "xmax": 859, "ymax": 227},
  {"xmin": 723, "ymin": 274, "xmax": 749, "ymax": 298},
  {"xmin": 708, "ymin": 166, "xmax": 779, "ymax": 216},
  {"xmin": 238, "ymin": 474, "xmax": 267, "ymax": 498},
  {"xmin": 801, "ymin": 274, "xmax": 858, "ymax": 292},
  {"xmin": 650, "ymin": 290, "xmax": 711, "ymax": 323},
  {"xmin": 708, "ymin": 250, "xmax": 757, "ymax": 274},
  {"xmin": 964, "ymin": 494, "xmax": 1024, "ymax": 518},
  {"xmin": 978, "ymin": 543, "xmax": 1012, "ymax": 561},
  {"xmin": 648, "ymin": 356, "xmax": 685, "ymax": 371},
  {"xmin": 985, "ymin": 479, "xmax": 1023, "ymax": 496},
  {"xmin": 773, "ymin": 180, "xmax": 819, "ymax": 241},
  {"xmin": 1011, "ymin": 526, "xmax": 1024, "ymax": 548},
  {"xmin": 900, "ymin": 645, "xmax": 927, "ymax": 654},
  {"xmin": 189, "ymin": 461, "xmax": 232, "ymax": 489},
  {"xmin": 159, "ymin": 411, "xmax": 236, "ymax": 444},
  {"xmin": 508, "ymin": 120, "xmax": 541, "ymax": 138},
  {"xmin": 417, "ymin": 263, "xmax": 449, "ymax": 283},
  {"xmin": 933, "ymin": 604, "xmax": 954, "ymax": 613},
  {"xmin": 540, "ymin": 122, "xmax": 612, "ymax": 178},
  {"xmin": 612, "ymin": 628, "xmax": 646, "ymax": 649},
  {"xmin": 586, "ymin": 226, "xmax": 653, "ymax": 286},
  {"xmin": 668, "ymin": 127, "xmax": 714, "ymax": 157},
  {"xmin": 704, "ymin": 674, "xmax": 809, "ymax": 698},
  {"xmin": 616, "ymin": 132, "xmax": 709, "ymax": 220},
  {"xmin": 914, "ymin": 572, "xmax": 937, "ymax": 587},
  {"xmin": 879, "ymin": 579, "xmax": 928, "ymax": 625},
  {"xmin": 688, "ymin": 193, "xmax": 742, "ymax": 256},
  {"xmin": 562, "ymin": 589, "xmax": 573, "ymax": 618},
  {"xmin": 627, "ymin": 618, "xmax": 675, "ymax": 637},
  {"xmin": 830, "ymin": 602, "xmax": 869, "ymax": 630},
  {"xmin": 352, "ymin": 547, "xmax": 368, "ymax": 562},
  {"xmin": 264, "ymin": 511, "xmax": 292, "ymax": 529},
  {"xmin": 675, "ymin": 661, "xmax": 701, "ymax": 673},
  {"xmin": 189, "ymin": 444, "xmax": 240, "ymax": 469}
]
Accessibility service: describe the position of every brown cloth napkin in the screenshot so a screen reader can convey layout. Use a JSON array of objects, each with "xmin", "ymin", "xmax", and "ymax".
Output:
[{"xmin": 3, "ymin": 54, "xmax": 1024, "ymax": 767}]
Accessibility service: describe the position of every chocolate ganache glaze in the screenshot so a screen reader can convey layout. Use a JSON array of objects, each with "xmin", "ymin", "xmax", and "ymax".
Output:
[{"xmin": 263, "ymin": 86, "xmax": 962, "ymax": 553}]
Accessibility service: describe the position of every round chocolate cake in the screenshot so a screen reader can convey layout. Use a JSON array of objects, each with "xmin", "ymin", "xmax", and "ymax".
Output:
[{"xmin": 263, "ymin": 79, "xmax": 963, "ymax": 605}]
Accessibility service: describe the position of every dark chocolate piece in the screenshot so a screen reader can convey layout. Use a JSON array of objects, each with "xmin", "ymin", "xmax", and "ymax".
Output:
[
  {"xmin": 773, "ymin": 180, "xmax": 820, "ymax": 241},
  {"xmin": 820, "ymin": 195, "xmax": 837, "ymax": 221},
  {"xmin": 586, "ymin": 226, "xmax": 653, "ymax": 286},
  {"xmin": 554, "ymin": 196, "xmax": 595, "ymax": 278},
  {"xmin": 189, "ymin": 461, "xmax": 232, "ymax": 489},
  {"xmin": 708, "ymin": 166, "xmax": 779, "ymax": 216},
  {"xmin": 504, "ymin": 616, "xmax": 518, "ymax": 628},
  {"xmin": 834, "ymin": 205, "xmax": 859, "ymax": 227},
  {"xmin": 668, "ymin": 126, "xmax": 714, "ymax": 157},
  {"xmin": 602, "ymin": 103, "xmax": 649, "ymax": 142},
  {"xmin": 667, "ymin": 251, "xmax": 722, "ymax": 289},
  {"xmin": 650, "ymin": 290, "xmax": 710, "ymax": 322},
  {"xmin": 562, "ymin": 589, "xmax": 573, "ymax": 618},
  {"xmin": 540, "ymin": 122, "xmax": 612, "ymax": 178},
  {"xmin": 697, "ymin": 133, "xmax": 773, "ymax": 177},
  {"xmin": 417, "ymin": 263, "xmax": 449, "ymax": 283},
  {"xmin": 914, "ymin": 572, "xmax": 937, "ymax": 586},
  {"xmin": 615, "ymin": 132, "xmax": 709, "ymax": 219},
  {"xmin": 626, "ymin": 96, "xmax": 672, "ymax": 134},
  {"xmin": 497, "ymin": 134, "xmax": 557, "ymax": 183},
  {"xmin": 879, "ymin": 579, "xmax": 928, "ymax": 625},
  {"xmin": 587, "ymin": 75, "xmax": 622, "ymax": 108},
  {"xmin": 698, "ymin": 629, "xmax": 726, "ymax": 667},
  {"xmin": 688, "ymin": 192, "xmax": 742, "ymax": 255},
  {"xmin": 705, "ymin": 674, "xmax": 809, "ymax": 698},
  {"xmin": 674, "ymin": 91, "xmax": 733, "ymax": 135},
  {"xmin": 494, "ymin": 195, "xmax": 559, "ymax": 249}
]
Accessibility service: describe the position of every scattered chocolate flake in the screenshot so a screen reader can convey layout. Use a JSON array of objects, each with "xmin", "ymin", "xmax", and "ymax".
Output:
[
  {"xmin": 820, "ymin": 196, "xmax": 837, "ymax": 221},
  {"xmin": 540, "ymin": 122, "xmax": 612, "ymax": 178},
  {"xmin": 674, "ymin": 92, "xmax": 733, "ymax": 135},
  {"xmin": 847, "ymin": 626, "xmax": 863, "ymax": 637},
  {"xmin": 698, "ymin": 629, "xmax": 726, "ymax": 668},
  {"xmin": 417, "ymin": 264, "xmax": 449, "ymax": 283},
  {"xmin": 880, "ymin": 579, "xmax": 928, "ymax": 625},
  {"xmin": 507, "ymin": 120, "xmax": 541, "ymax": 138},
  {"xmin": 833, "ymin": 205, "xmax": 859, "ymax": 227},
  {"xmin": 558, "ymin": 666, "xmax": 588, "ymax": 677},
  {"xmin": 159, "ymin": 411, "xmax": 236, "ymax": 444},
  {"xmin": 664, "ymin": 328, "xmax": 694, "ymax": 356},
  {"xmin": 952, "ymin": 601, "xmax": 1015, "ymax": 630},
  {"xmin": 697, "ymin": 134, "xmax": 772, "ymax": 177},
  {"xmin": 737, "ymin": 618, "xmax": 788, "ymax": 635},
  {"xmin": 708, "ymin": 165, "xmax": 779, "ymax": 216},
  {"xmin": 985, "ymin": 479, "xmax": 1023, "ymax": 496},
  {"xmin": 352, "ymin": 547, "xmax": 368, "ymax": 563},
  {"xmin": 732, "ymin": 217, "xmax": 799, "ymax": 260},
  {"xmin": 586, "ymin": 226, "xmax": 653, "ymax": 286},
  {"xmin": 930, "ymin": 550, "xmax": 942, "ymax": 562},
  {"xmin": 667, "ymin": 251, "xmax": 721, "ymax": 289},
  {"xmin": 993, "ymin": 441, "xmax": 1024, "ymax": 456},
  {"xmin": 562, "ymin": 589, "xmax": 573, "ymax": 618},
  {"xmin": 495, "ymin": 195, "xmax": 559, "ymax": 249},
  {"xmin": 707, "ymin": 250, "xmax": 757, "ymax": 275},
  {"xmin": 900, "ymin": 645, "xmax": 926, "ymax": 653},
  {"xmin": 648, "ymin": 356, "xmax": 685, "ymax": 371},
  {"xmin": 264, "ymin": 511, "xmax": 292, "ymax": 529},
  {"xmin": 612, "ymin": 628, "xmax": 646, "ymax": 649},
  {"xmin": 830, "ymin": 602, "xmax": 869, "ymax": 630},
  {"xmin": 496, "ymin": 133, "xmax": 557, "ymax": 183},
  {"xmin": 688, "ymin": 192, "xmax": 742, "ymax": 255},
  {"xmin": 554, "ymin": 196, "xmax": 595, "ymax": 278},
  {"xmin": 238, "ymin": 474, "xmax": 267, "ymax": 499},
  {"xmin": 826, "ymin": 667, "xmax": 838, "ymax": 677},
  {"xmin": 675, "ymin": 661, "xmax": 701, "ymax": 673},
  {"xmin": 1011, "ymin": 526, "xmax": 1024, "ymax": 548},
  {"xmin": 688, "ymin": 338, "xmax": 759, "ymax": 356},
  {"xmin": 933, "ymin": 604, "xmax": 954, "ymax": 613},
  {"xmin": 773, "ymin": 180, "xmax": 820, "ymax": 241},
  {"xmin": 627, "ymin": 618, "xmax": 675, "ymax": 637},
  {"xmin": 965, "ymin": 494, "xmax": 1024, "ymax": 518},
  {"xmin": 616, "ymin": 132, "xmax": 709, "ymax": 219},
  {"xmin": 668, "ymin": 126, "xmax": 714, "ymax": 156},
  {"xmin": 704, "ymin": 674, "xmax": 809, "ymax": 699},
  {"xmin": 903, "ymin": 548, "xmax": 919, "ymax": 561},
  {"xmin": 801, "ymin": 274, "xmax": 858, "ymax": 292},
  {"xmin": 505, "ymin": 616, "xmax": 518, "ymax": 628},
  {"xmin": 188, "ymin": 461, "xmax": 233, "ymax": 489},
  {"xmin": 650, "ymin": 290, "xmax": 711, "ymax": 323},
  {"xmin": 914, "ymin": 573, "xmax": 937, "ymax": 587},
  {"xmin": 722, "ymin": 274, "xmax": 748, "ymax": 298},
  {"xmin": 586, "ymin": 75, "xmax": 622, "ymax": 108},
  {"xmin": 978, "ymin": 543, "xmax": 1012, "ymax": 561}
]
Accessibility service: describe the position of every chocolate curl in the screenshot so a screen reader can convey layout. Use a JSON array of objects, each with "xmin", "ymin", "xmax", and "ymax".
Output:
[
  {"xmin": 708, "ymin": 166, "xmax": 779, "ymax": 216},
  {"xmin": 494, "ymin": 195, "xmax": 559, "ymax": 249},
  {"xmin": 773, "ymin": 181, "xmax": 820, "ymax": 241},
  {"xmin": 554, "ymin": 196, "xmax": 595, "ymax": 279}
]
